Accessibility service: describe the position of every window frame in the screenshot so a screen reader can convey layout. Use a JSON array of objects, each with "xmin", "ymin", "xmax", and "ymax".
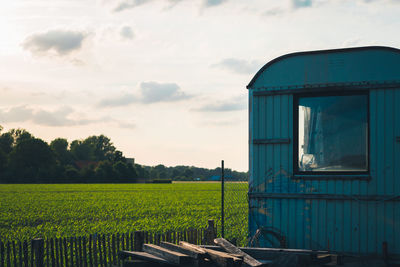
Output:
[{"xmin": 293, "ymin": 90, "xmax": 370, "ymax": 176}]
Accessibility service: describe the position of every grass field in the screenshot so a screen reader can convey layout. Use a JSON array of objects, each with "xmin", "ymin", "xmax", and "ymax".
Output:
[{"xmin": 0, "ymin": 183, "xmax": 248, "ymax": 243}]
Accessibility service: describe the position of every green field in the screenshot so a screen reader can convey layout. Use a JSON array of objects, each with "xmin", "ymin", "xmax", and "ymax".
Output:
[{"xmin": 0, "ymin": 183, "xmax": 247, "ymax": 243}]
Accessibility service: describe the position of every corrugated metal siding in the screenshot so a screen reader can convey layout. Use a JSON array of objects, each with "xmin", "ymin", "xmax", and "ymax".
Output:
[{"xmin": 249, "ymin": 88, "xmax": 400, "ymax": 256}]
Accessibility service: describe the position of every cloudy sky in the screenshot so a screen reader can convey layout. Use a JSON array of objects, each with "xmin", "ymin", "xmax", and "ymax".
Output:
[{"xmin": 0, "ymin": 0, "xmax": 399, "ymax": 171}]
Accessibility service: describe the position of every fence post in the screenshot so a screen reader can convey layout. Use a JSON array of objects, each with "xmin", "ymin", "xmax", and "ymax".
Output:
[
  {"xmin": 221, "ymin": 160, "xmax": 225, "ymax": 238},
  {"xmin": 32, "ymin": 238, "xmax": 44, "ymax": 267},
  {"xmin": 134, "ymin": 231, "xmax": 144, "ymax": 252},
  {"xmin": 205, "ymin": 220, "xmax": 216, "ymax": 245}
]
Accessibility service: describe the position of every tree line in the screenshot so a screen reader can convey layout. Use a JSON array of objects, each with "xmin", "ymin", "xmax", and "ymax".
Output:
[{"xmin": 0, "ymin": 126, "xmax": 248, "ymax": 183}]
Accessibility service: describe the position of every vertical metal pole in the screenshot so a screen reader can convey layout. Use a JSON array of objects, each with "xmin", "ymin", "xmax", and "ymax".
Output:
[{"xmin": 221, "ymin": 160, "xmax": 225, "ymax": 238}]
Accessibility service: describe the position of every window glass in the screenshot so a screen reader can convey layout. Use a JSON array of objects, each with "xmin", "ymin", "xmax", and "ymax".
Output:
[{"xmin": 298, "ymin": 94, "xmax": 368, "ymax": 172}]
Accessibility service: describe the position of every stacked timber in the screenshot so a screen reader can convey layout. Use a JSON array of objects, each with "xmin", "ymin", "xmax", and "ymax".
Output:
[{"xmin": 118, "ymin": 239, "xmax": 269, "ymax": 267}]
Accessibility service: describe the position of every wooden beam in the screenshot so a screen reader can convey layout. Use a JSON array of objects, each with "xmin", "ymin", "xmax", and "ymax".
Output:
[
  {"xmin": 118, "ymin": 250, "xmax": 171, "ymax": 265},
  {"xmin": 214, "ymin": 238, "xmax": 265, "ymax": 267},
  {"xmin": 179, "ymin": 242, "xmax": 242, "ymax": 267},
  {"xmin": 142, "ymin": 244, "xmax": 192, "ymax": 265},
  {"xmin": 160, "ymin": 242, "xmax": 206, "ymax": 260},
  {"xmin": 179, "ymin": 242, "xmax": 207, "ymax": 254}
]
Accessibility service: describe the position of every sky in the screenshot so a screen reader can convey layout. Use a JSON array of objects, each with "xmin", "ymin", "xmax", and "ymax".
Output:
[{"xmin": 0, "ymin": 0, "xmax": 399, "ymax": 171}]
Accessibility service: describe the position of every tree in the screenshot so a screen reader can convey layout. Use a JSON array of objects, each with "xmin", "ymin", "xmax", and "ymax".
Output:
[
  {"xmin": 183, "ymin": 168, "xmax": 194, "ymax": 179},
  {"xmin": 113, "ymin": 161, "xmax": 129, "ymax": 181},
  {"xmin": 8, "ymin": 137, "xmax": 56, "ymax": 182},
  {"xmin": 50, "ymin": 138, "xmax": 72, "ymax": 165},
  {"xmin": 134, "ymin": 164, "xmax": 149, "ymax": 179},
  {"xmin": 9, "ymin": 128, "xmax": 33, "ymax": 146},
  {"xmin": 64, "ymin": 165, "xmax": 80, "ymax": 182},
  {"xmin": 0, "ymin": 132, "xmax": 14, "ymax": 155},
  {"xmin": 95, "ymin": 161, "xmax": 114, "ymax": 181},
  {"xmin": 83, "ymin": 135, "xmax": 116, "ymax": 161},
  {"xmin": 0, "ymin": 148, "xmax": 7, "ymax": 182},
  {"xmin": 70, "ymin": 140, "xmax": 94, "ymax": 161}
]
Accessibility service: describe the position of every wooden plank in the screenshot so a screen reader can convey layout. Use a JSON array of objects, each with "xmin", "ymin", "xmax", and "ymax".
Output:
[
  {"xmin": 101, "ymin": 235, "xmax": 106, "ymax": 267},
  {"xmin": 58, "ymin": 238, "xmax": 63, "ymax": 267},
  {"xmin": 130, "ymin": 233, "xmax": 134, "ymax": 251},
  {"xmin": 22, "ymin": 241, "xmax": 28, "ymax": 267},
  {"xmin": 55, "ymin": 238, "xmax": 59, "ymax": 267},
  {"xmin": 78, "ymin": 237, "xmax": 82, "ymax": 267},
  {"xmin": 50, "ymin": 239, "xmax": 55, "ymax": 267},
  {"xmin": 83, "ymin": 237, "xmax": 87, "ymax": 267},
  {"xmin": 121, "ymin": 233, "xmax": 125, "ymax": 250},
  {"xmin": 18, "ymin": 241, "xmax": 22, "ymax": 267},
  {"xmin": 179, "ymin": 242, "xmax": 206, "ymax": 254},
  {"xmin": 6, "ymin": 242, "xmax": 10, "ymax": 267},
  {"xmin": 69, "ymin": 238, "xmax": 74, "ymax": 267},
  {"xmin": 63, "ymin": 238, "xmax": 68, "ymax": 267},
  {"xmin": 46, "ymin": 240, "xmax": 49, "ymax": 267},
  {"xmin": 126, "ymin": 233, "xmax": 130, "ymax": 251},
  {"xmin": 118, "ymin": 250, "xmax": 171, "ymax": 265},
  {"xmin": 12, "ymin": 241, "xmax": 16, "ymax": 267},
  {"xmin": 116, "ymin": 234, "xmax": 120, "ymax": 267},
  {"xmin": 0, "ymin": 241, "xmax": 4, "ymax": 267},
  {"xmin": 29, "ymin": 241, "xmax": 32, "ymax": 267},
  {"xmin": 180, "ymin": 242, "xmax": 241, "ymax": 267},
  {"xmin": 134, "ymin": 232, "xmax": 144, "ymax": 252},
  {"xmin": 111, "ymin": 235, "xmax": 116, "ymax": 266},
  {"xmin": 97, "ymin": 236, "xmax": 103, "ymax": 267},
  {"xmin": 214, "ymin": 238, "xmax": 265, "ymax": 267},
  {"xmin": 106, "ymin": 236, "xmax": 111, "ymax": 267},
  {"xmin": 142, "ymin": 244, "xmax": 192, "ymax": 265},
  {"xmin": 160, "ymin": 242, "xmax": 206, "ymax": 260},
  {"xmin": 88, "ymin": 236, "xmax": 93, "ymax": 267},
  {"xmin": 93, "ymin": 236, "xmax": 98, "ymax": 267},
  {"xmin": 32, "ymin": 239, "xmax": 45, "ymax": 267},
  {"xmin": 75, "ymin": 238, "xmax": 80, "ymax": 267}
]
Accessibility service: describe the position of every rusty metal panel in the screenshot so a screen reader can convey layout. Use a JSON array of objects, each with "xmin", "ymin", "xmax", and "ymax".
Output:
[{"xmin": 248, "ymin": 46, "xmax": 400, "ymax": 257}]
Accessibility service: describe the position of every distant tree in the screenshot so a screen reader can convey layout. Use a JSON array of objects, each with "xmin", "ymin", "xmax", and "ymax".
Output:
[
  {"xmin": 79, "ymin": 165, "xmax": 96, "ymax": 182},
  {"xmin": 0, "ymin": 148, "xmax": 7, "ymax": 181},
  {"xmin": 134, "ymin": 164, "xmax": 149, "ymax": 179},
  {"xmin": 64, "ymin": 165, "xmax": 80, "ymax": 181},
  {"xmin": 0, "ymin": 132, "xmax": 14, "ymax": 155},
  {"xmin": 70, "ymin": 140, "xmax": 94, "ymax": 161},
  {"xmin": 83, "ymin": 135, "xmax": 116, "ymax": 161},
  {"xmin": 95, "ymin": 160, "xmax": 114, "ymax": 181},
  {"xmin": 113, "ymin": 150, "xmax": 126, "ymax": 163},
  {"xmin": 113, "ymin": 161, "xmax": 129, "ymax": 180},
  {"xmin": 9, "ymin": 129, "xmax": 33, "ymax": 146},
  {"xmin": 50, "ymin": 138, "xmax": 72, "ymax": 166},
  {"xmin": 171, "ymin": 169, "xmax": 181, "ymax": 179},
  {"xmin": 155, "ymin": 164, "xmax": 167, "ymax": 179},
  {"xmin": 127, "ymin": 163, "xmax": 138, "ymax": 180},
  {"xmin": 8, "ymin": 137, "xmax": 56, "ymax": 182},
  {"xmin": 183, "ymin": 168, "xmax": 194, "ymax": 179}
]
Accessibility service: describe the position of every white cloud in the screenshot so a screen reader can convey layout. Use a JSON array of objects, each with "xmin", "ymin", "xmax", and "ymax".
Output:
[
  {"xmin": 120, "ymin": 26, "xmax": 135, "ymax": 40},
  {"xmin": 23, "ymin": 29, "xmax": 88, "ymax": 56},
  {"xmin": 113, "ymin": 0, "xmax": 229, "ymax": 12},
  {"xmin": 291, "ymin": 0, "xmax": 313, "ymax": 9},
  {"xmin": 113, "ymin": 0, "xmax": 154, "ymax": 12},
  {"xmin": 0, "ymin": 106, "xmax": 95, "ymax": 127},
  {"xmin": 202, "ymin": 0, "xmax": 228, "ymax": 7},
  {"xmin": 97, "ymin": 82, "xmax": 192, "ymax": 108},
  {"xmin": 140, "ymin": 82, "xmax": 191, "ymax": 103},
  {"xmin": 192, "ymin": 96, "xmax": 246, "ymax": 112},
  {"xmin": 97, "ymin": 94, "xmax": 137, "ymax": 108},
  {"xmin": 211, "ymin": 58, "xmax": 263, "ymax": 75}
]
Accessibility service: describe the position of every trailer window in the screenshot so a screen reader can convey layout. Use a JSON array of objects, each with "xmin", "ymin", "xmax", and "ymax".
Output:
[{"xmin": 297, "ymin": 94, "xmax": 368, "ymax": 173}]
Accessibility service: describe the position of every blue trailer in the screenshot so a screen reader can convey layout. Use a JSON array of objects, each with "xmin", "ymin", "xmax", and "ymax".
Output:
[{"xmin": 247, "ymin": 46, "xmax": 400, "ymax": 259}]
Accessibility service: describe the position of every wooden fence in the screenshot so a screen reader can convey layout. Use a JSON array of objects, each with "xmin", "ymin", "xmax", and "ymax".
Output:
[{"xmin": 0, "ymin": 221, "xmax": 218, "ymax": 267}]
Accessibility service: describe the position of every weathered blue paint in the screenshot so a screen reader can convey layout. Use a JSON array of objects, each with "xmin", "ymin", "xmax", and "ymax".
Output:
[{"xmin": 247, "ymin": 46, "xmax": 400, "ymax": 257}]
